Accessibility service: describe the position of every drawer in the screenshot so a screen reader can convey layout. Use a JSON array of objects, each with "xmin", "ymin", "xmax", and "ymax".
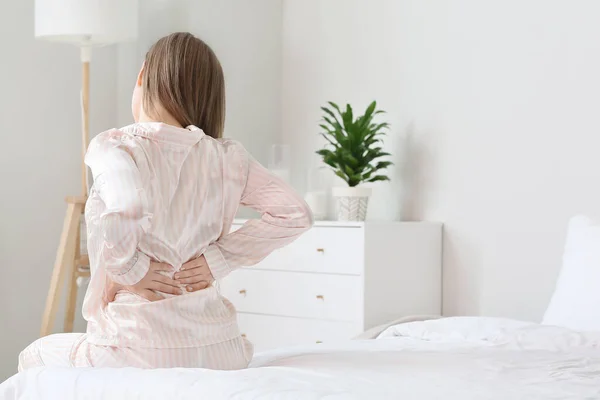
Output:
[
  {"xmin": 237, "ymin": 313, "xmax": 362, "ymax": 352},
  {"xmin": 219, "ymin": 269, "xmax": 363, "ymax": 322},
  {"xmin": 230, "ymin": 224, "xmax": 364, "ymax": 275}
]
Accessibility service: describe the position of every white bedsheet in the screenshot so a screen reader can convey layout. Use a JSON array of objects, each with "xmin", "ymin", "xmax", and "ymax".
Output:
[{"xmin": 2, "ymin": 317, "xmax": 599, "ymax": 400}]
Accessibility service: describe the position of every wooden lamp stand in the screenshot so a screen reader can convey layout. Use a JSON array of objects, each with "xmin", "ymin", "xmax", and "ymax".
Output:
[
  {"xmin": 34, "ymin": 0, "xmax": 138, "ymax": 338},
  {"xmin": 40, "ymin": 53, "xmax": 92, "ymax": 337}
]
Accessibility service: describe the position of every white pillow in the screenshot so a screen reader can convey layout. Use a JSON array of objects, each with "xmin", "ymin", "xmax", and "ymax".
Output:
[{"xmin": 542, "ymin": 215, "xmax": 600, "ymax": 331}]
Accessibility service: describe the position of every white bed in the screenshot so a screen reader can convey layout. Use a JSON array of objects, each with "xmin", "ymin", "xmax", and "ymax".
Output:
[
  {"xmin": 2, "ymin": 317, "xmax": 599, "ymax": 400},
  {"xmin": 4, "ymin": 216, "xmax": 600, "ymax": 399}
]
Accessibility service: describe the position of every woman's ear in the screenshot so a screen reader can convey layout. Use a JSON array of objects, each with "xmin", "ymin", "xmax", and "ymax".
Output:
[{"xmin": 136, "ymin": 62, "xmax": 145, "ymax": 87}]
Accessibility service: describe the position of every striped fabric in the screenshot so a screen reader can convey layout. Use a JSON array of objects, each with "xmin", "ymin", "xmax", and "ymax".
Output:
[
  {"xmin": 19, "ymin": 333, "xmax": 253, "ymax": 370},
  {"xmin": 20, "ymin": 122, "xmax": 312, "ymax": 370}
]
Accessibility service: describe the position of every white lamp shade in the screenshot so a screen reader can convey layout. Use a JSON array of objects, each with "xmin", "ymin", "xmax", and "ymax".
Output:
[{"xmin": 35, "ymin": 0, "xmax": 138, "ymax": 46}]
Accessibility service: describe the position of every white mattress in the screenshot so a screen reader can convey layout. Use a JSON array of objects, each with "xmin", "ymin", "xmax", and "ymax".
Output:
[{"xmin": 2, "ymin": 317, "xmax": 599, "ymax": 399}]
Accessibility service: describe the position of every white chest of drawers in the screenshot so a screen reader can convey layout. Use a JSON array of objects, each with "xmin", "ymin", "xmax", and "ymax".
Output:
[{"xmin": 219, "ymin": 220, "xmax": 442, "ymax": 352}]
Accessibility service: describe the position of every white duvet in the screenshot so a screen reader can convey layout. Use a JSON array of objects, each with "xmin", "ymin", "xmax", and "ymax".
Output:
[{"xmin": 1, "ymin": 317, "xmax": 599, "ymax": 400}]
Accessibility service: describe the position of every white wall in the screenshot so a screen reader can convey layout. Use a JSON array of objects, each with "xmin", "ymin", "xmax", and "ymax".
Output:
[
  {"xmin": 282, "ymin": 0, "xmax": 600, "ymax": 321},
  {"xmin": 0, "ymin": 1, "xmax": 117, "ymax": 380}
]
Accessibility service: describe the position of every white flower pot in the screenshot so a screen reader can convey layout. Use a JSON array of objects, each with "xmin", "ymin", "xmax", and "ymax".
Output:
[{"xmin": 332, "ymin": 186, "xmax": 372, "ymax": 221}]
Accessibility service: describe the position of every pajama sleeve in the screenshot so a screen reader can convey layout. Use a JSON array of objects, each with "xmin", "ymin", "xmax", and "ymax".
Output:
[
  {"xmin": 85, "ymin": 130, "xmax": 152, "ymax": 286},
  {"xmin": 203, "ymin": 143, "xmax": 314, "ymax": 280}
]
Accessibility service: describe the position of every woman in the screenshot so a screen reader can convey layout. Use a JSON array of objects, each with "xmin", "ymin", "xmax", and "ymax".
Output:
[{"xmin": 19, "ymin": 32, "xmax": 312, "ymax": 370}]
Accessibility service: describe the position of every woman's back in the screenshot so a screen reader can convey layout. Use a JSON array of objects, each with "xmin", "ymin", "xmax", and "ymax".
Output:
[
  {"xmin": 82, "ymin": 122, "xmax": 248, "ymax": 348},
  {"xmin": 120, "ymin": 122, "xmax": 244, "ymax": 273},
  {"xmin": 18, "ymin": 32, "xmax": 312, "ymax": 371}
]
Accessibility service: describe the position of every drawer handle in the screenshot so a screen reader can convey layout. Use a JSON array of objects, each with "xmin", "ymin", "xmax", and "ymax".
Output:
[
  {"xmin": 316, "ymin": 341, "xmax": 323, "ymax": 344},
  {"xmin": 239, "ymin": 289, "xmax": 247, "ymax": 296},
  {"xmin": 316, "ymin": 295, "xmax": 324, "ymax": 301},
  {"xmin": 316, "ymin": 248, "xmax": 325, "ymax": 254},
  {"xmin": 241, "ymin": 333, "xmax": 247, "ymax": 338}
]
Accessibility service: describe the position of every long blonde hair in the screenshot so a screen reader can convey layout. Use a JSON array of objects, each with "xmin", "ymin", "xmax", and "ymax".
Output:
[{"xmin": 142, "ymin": 32, "xmax": 226, "ymax": 139}]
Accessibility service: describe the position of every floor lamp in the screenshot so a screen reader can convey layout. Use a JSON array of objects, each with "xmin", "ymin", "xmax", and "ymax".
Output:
[{"xmin": 35, "ymin": 0, "xmax": 138, "ymax": 337}]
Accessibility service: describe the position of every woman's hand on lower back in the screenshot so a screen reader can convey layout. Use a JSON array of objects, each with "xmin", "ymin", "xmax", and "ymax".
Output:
[
  {"xmin": 175, "ymin": 255, "xmax": 214, "ymax": 293},
  {"xmin": 104, "ymin": 261, "xmax": 182, "ymax": 302}
]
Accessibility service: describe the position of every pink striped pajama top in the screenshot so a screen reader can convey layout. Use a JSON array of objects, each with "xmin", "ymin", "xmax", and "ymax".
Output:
[{"xmin": 82, "ymin": 122, "xmax": 313, "ymax": 351}]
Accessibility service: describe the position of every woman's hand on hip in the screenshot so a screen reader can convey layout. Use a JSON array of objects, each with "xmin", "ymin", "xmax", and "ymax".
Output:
[
  {"xmin": 104, "ymin": 261, "xmax": 182, "ymax": 302},
  {"xmin": 175, "ymin": 255, "xmax": 214, "ymax": 293}
]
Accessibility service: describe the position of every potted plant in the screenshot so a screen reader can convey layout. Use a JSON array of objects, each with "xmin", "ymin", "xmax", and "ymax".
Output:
[{"xmin": 316, "ymin": 101, "xmax": 392, "ymax": 221}]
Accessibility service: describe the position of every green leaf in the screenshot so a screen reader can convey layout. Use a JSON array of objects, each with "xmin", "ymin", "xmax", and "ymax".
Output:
[
  {"xmin": 318, "ymin": 128, "xmax": 339, "ymax": 148},
  {"xmin": 324, "ymin": 159, "xmax": 339, "ymax": 169},
  {"xmin": 371, "ymin": 122, "xmax": 390, "ymax": 132},
  {"xmin": 342, "ymin": 152, "xmax": 359, "ymax": 168},
  {"xmin": 364, "ymin": 137, "xmax": 380, "ymax": 147},
  {"xmin": 335, "ymin": 131, "xmax": 349, "ymax": 147},
  {"xmin": 367, "ymin": 175, "xmax": 390, "ymax": 182},
  {"xmin": 328, "ymin": 102, "xmax": 343, "ymax": 116},
  {"xmin": 319, "ymin": 124, "xmax": 336, "ymax": 133},
  {"xmin": 375, "ymin": 161, "xmax": 394, "ymax": 170},
  {"xmin": 342, "ymin": 104, "xmax": 354, "ymax": 132},
  {"xmin": 322, "ymin": 116, "xmax": 338, "ymax": 131},
  {"xmin": 335, "ymin": 170, "xmax": 349, "ymax": 184},
  {"xmin": 321, "ymin": 108, "xmax": 343, "ymax": 130},
  {"xmin": 316, "ymin": 149, "xmax": 333, "ymax": 157},
  {"xmin": 363, "ymin": 101, "xmax": 376, "ymax": 122},
  {"xmin": 365, "ymin": 150, "xmax": 391, "ymax": 163},
  {"xmin": 344, "ymin": 165, "xmax": 355, "ymax": 177},
  {"xmin": 356, "ymin": 107, "xmax": 375, "ymax": 131}
]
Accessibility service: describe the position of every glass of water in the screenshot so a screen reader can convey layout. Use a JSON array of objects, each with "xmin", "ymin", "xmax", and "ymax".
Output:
[{"xmin": 268, "ymin": 144, "xmax": 291, "ymax": 183}]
